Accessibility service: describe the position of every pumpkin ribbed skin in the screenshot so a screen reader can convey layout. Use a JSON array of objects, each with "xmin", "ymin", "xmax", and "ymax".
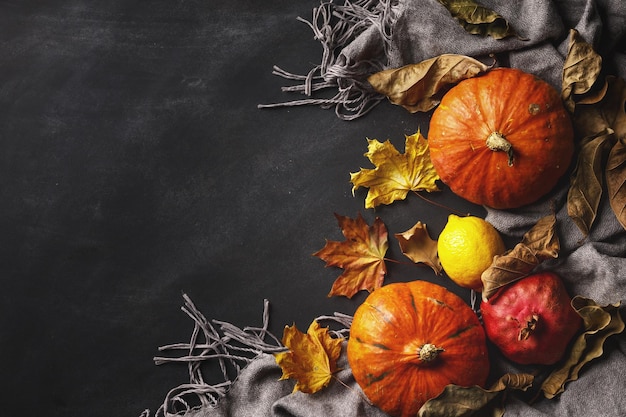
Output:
[
  {"xmin": 428, "ymin": 68, "xmax": 574, "ymax": 209},
  {"xmin": 347, "ymin": 281, "xmax": 489, "ymax": 417}
]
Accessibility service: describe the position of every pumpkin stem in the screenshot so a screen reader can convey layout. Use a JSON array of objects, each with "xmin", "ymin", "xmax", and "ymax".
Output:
[
  {"xmin": 418, "ymin": 343, "xmax": 444, "ymax": 362},
  {"xmin": 485, "ymin": 132, "xmax": 514, "ymax": 166},
  {"xmin": 518, "ymin": 314, "xmax": 539, "ymax": 341}
]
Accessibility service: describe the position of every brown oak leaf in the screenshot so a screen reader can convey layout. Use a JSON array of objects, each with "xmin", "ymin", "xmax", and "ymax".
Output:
[
  {"xmin": 350, "ymin": 131, "xmax": 440, "ymax": 209},
  {"xmin": 274, "ymin": 320, "xmax": 344, "ymax": 394},
  {"xmin": 313, "ymin": 213, "xmax": 388, "ymax": 298},
  {"xmin": 395, "ymin": 221, "xmax": 442, "ymax": 275}
]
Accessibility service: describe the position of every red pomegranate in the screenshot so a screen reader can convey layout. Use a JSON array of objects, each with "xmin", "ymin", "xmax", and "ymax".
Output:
[{"xmin": 480, "ymin": 271, "xmax": 582, "ymax": 365}]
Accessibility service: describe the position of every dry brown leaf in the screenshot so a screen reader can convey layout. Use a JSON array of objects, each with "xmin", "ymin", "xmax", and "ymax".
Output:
[
  {"xmin": 350, "ymin": 131, "xmax": 440, "ymax": 208},
  {"xmin": 274, "ymin": 320, "xmax": 344, "ymax": 394},
  {"xmin": 567, "ymin": 129, "xmax": 616, "ymax": 236},
  {"xmin": 395, "ymin": 221, "xmax": 442, "ymax": 275},
  {"xmin": 418, "ymin": 373, "xmax": 534, "ymax": 417},
  {"xmin": 601, "ymin": 77, "xmax": 626, "ymax": 230},
  {"xmin": 570, "ymin": 76, "xmax": 626, "ymax": 231},
  {"xmin": 519, "ymin": 214, "xmax": 560, "ymax": 257},
  {"xmin": 541, "ymin": 297, "xmax": 625, "ymax": 399},
  {"xmin": 561, "ymin": 29, "xmax": 604, "ymax": 113},
  {"xmin": 481, "ymin": 214, "xmax": 559, "ymax": 300},
  {"xmin": 606, "ymin": 136, "xmax": 626, "ymax": 229},
  {"xmin": 367, "ymin": 54, "xmax": 492, "ymax": 113},
  {"xmin": 313, "ymin": 213, "xmax": 388, "ymax": 298},
  {"xmin": 436, "ymin": 0, "xmax": 524, "ymax": 40},
  {"xmin": 574, "ymin": 75, "xmax": 626, "ymax": 140}
]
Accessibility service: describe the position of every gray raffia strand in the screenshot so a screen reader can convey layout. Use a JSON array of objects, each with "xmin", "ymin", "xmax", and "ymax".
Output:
[
  {"xmin": 148, "ymin": 293, "xmax": 351, "ymax": 417},
  {"xmin": 258, "ymin": 0, "xmax": 396, "ymax": 120}
]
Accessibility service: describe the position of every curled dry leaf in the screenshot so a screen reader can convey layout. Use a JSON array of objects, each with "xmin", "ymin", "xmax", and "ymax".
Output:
[
  {"xmin": 541, "ymin": 297, "xmax": 625, "ymax": 399},
  {"xmin": 606, "ymin": 136, "xmax": 626, "ymax": 229},
  {"xmin": 436, "ymin": 0, "xmax": 524, "ymax": 40},
  {"xmin": 603, "ymin": 77, "xmax": 626, "ymax": 229},
  {"xmin": 562, "ymin": 28, "xmax": 626, "ymax": 233},
  {"xmin": 350, "ymin": 130, "xmax": 439, "ymax": 209},
  {"xmin": 418, "ymin": 373, "xmax": 534, "ymax": 417},
  {"xmin": 481, "ymin": 214, "xmax": 559, "ymax": 301},
  {"xmin": 275, "ymin": 320, "xmax": 344, "ymax": 394},
  {"xmin": 561, "ymin": 29, "xmax": 604, "ymax": 113},
  {"xmin": 567, "ymin": 129, "xmax": 616, "ymax": 236},
  {"xmin": 313, "ymin": 213, "xmax": 388, "ymax": 298},
  {"xmin": 574, "ymin": 76, "xmax": 626, "ymax": 139},
  {"xmin": 395, "ymin": 221, "xmax": 442, "ymax": 275},
  {"xmin": 518, "ymin": 214, "xmax": 560, "ymax": 257},
  {"xmin": 568, "ymin": 76, "xmax": 626, "ymax": 232},
  {"xmin": 367, "ymin": 54, "xmax": 492, "ymax": 113}
]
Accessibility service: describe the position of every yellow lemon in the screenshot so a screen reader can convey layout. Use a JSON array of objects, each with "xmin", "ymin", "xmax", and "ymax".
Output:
[{"xmin": 438, "ymin": 214, "xmax": 506, "ymax": 292}]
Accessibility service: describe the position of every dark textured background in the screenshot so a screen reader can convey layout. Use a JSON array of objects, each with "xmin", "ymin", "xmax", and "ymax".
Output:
[{"xmin": 0, "ymin": 1, "xmax": 484, "ymax": 415}]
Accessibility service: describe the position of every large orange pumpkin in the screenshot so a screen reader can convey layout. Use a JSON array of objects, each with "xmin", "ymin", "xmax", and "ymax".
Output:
[
  {"xmin": 428, "ymin": 67, "xmax": 574, "ymax": 209},
  {"xmin": 347, "ymin": 281, "xmax": 489, "ymax": 417}
]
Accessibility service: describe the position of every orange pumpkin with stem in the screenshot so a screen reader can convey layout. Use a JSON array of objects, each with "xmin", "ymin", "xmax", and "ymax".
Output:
[
  {"xmin": 347, "ymin": 280, "xmax": 489, "ymax": 417},
  {"xmin": 428, "ymin": 67, "xmax": 574, "ymax": 209}
]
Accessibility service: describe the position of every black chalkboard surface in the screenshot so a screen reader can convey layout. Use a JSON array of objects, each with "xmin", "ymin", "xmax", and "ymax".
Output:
[{"xmin": 0, "ymin": 1, "xmax": 483, "ymax": 415}]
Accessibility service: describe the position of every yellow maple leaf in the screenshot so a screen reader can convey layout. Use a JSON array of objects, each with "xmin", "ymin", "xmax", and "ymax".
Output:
[
  {"xmin": 350, "ymin": 130, "xmax": 440, "ymax": 209},
  {"xmin": 274, "ymin": 320, "xmax": 344, "ymax": 394},
  {"xmin": 313, "ymin": 213, "xmax": 388, "ymax": 298}
]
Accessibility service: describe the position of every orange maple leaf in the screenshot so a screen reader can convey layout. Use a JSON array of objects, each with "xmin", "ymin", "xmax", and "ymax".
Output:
[
  {"xmin": 313, "ymin": 213, "xmax": 388, "ymax": 298},
  {"xmin": 274, "ymin": 320, "xmax": 344, "ymax": 394}
]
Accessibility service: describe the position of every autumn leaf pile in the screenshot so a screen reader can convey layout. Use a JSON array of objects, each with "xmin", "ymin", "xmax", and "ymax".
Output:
[
  {"xmin": 272, "ymin": 4, "xmax": 625, "ymax": 417},
  {"xmin": 564, "ymin": 30, "xmax": 626, "ymax": 235}
]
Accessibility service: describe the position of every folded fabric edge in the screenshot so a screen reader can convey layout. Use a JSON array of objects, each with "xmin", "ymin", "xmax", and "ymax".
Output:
[
  {"xmin": 141, "ymin": 293, "xmax": 352, "ymax": 417},
  {"xmin": 257, "ymin": 0, "xmax": 398, "ymax": 120}
]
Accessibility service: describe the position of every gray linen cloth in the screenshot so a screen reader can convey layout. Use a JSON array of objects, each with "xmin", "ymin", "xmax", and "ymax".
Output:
[
  {"xmin": 147, "ymin": 0, "xmax": 626, "ymax": 416},
  {"xmin": 259, "ymin": 0, "xmax": 626, "ymax": 119}
]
